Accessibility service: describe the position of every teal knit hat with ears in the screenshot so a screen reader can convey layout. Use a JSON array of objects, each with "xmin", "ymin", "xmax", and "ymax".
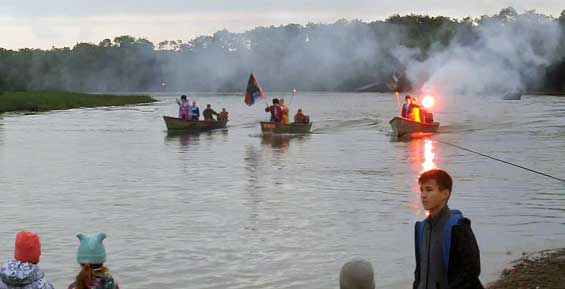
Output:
[{"xmin": 76, "ymin": 232, "xmax": 107, "ymax": 265}]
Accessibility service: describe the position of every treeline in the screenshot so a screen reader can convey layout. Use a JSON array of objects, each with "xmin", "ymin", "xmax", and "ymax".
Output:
[{"xmin": 0, "ymin": 7, "xmax": 564, "ymax": 93}]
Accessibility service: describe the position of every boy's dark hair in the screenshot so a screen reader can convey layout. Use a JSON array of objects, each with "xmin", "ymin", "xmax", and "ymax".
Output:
[
  {"xmin": 418, "ymin": 169, "xmax": 453, "ymax": 192},
  {"xmin": 273, "ymin": 98, "xmax": 279, "ymax": 104}
]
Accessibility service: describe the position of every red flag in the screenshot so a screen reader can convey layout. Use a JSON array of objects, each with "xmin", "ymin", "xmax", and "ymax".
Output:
[{"xmin": 245, "ymin": 73, "xmax": 267, "ymax": 106}]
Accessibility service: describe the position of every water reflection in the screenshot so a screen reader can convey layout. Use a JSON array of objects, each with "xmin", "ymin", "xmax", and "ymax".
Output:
[
  {"xmin": 407, "ymin": 138, "xmax": 438, "ymax": 174},
  {"xmin": 260, "ymin": 134, "xmax": 291, "ymax": 152},
  {"xmin": 0, "ymin": 120, "xmax": 3, "ymax": 145},
  {"xmin": 165, "ymin": 129, "xmax": 228, "ymax": 149},
  {"xmin": 244, "ymin": 145, "xmax": 263, "ymax": 191},
  {"xmin": 422, "ymin": 139, "xmax": 436, "ymax": 172},
  {"xmin": 407, "ymin": 138, "xmax": 438, "ymax": 217},
  {"xmin": 165, "ymin": 131, "xmax": 201, "ymax": 148}
]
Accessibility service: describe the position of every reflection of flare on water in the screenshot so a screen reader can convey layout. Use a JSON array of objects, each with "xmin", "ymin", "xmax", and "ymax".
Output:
[
  {"xmin": 422, "ymin": 139, "xmax": 436, "ymax": 172},
  {"xmin": 407, "ymin": 138, "xmax": 438, "ymax": 217},
  {"xmin": 421, "ymin": 139, "xmax": 436, "ymax": 217}
]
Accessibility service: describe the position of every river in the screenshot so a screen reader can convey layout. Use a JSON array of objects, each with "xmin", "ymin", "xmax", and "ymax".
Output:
[{"xmin": 0, "ymin": 92, "xmax": 563, "ymax": 289}]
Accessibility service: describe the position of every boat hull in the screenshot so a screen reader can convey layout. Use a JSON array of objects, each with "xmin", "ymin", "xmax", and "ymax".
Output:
[
  {"xmin": 389, "ymin": 117, "xmax": 439, "ymax": 137},
  {"xmin": 503, "ymin": 92, "xmax": 522, "ymax": 100},
  {"xmin": 260, "ymin": 122, "xmax": 312, "ymax": 134},
  {"xmin": 163, "ymin": 116, "xmax": 227, "ymax": 132}
]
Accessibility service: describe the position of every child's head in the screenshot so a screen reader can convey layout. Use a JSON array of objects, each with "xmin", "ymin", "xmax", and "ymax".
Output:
[
  {"xmin": 75, "ymin": 233, "xmax": 108, "ymax": 289},
  {"xmin": 14, "ymin": 230, "xmax": 41, "ymax": 264},
  {"xmin": 418, "ymin": 169, "xmax": 453, "ymax": 213},
  {"xmin": 181, "ymin": 95, "xmax": 187, "ymax": 101},
  {"xmin": 339, "ymin": 259, "xmax": 375, "ymax": 289},
  {"xmin": 76, "ymin": 232, "xmax": 107, "ymax": 265}
]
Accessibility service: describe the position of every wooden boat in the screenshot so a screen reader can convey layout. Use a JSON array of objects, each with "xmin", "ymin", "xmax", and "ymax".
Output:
[
  {"xmin": 163, "ymin": 116, "xmax": 227, "ymax": 132},
  {"xmin": 260, "ymin": 121, "xmax": 312, "ymax": 134},
  {"xmin": 389, "ymin": 117, "xmax": 439, "ymax": 137},
  {"xmin": 503, "ymin": 92, "xmax": 522, "ymax": 100}
]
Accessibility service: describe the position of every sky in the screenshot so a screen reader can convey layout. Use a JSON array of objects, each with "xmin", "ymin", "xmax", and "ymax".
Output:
[{"xmin": 0, "ymin": 0, "xmax": 563, "ymax": 49}]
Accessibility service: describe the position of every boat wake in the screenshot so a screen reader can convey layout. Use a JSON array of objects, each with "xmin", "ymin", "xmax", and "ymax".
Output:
[{"xmin": 313, "ymin": 116, "xmax": 380, "ymax": 134}]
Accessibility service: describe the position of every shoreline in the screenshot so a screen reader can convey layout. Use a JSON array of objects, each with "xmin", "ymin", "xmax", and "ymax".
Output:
[
  {"xmin": 0, "ymin": 91, "xmax": 156, "ymax": 114},
  {"xmin": 487, "ymin": 248, "xmax": 565, "ymax": 289}
]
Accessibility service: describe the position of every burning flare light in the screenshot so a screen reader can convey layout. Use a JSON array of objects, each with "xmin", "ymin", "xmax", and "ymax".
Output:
[{"xmin": 422, "ymin": 96, "xmax": 435, "ymax": 108}]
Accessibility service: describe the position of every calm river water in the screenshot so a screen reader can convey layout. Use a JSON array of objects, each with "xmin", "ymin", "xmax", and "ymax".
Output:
[{"xmin": 0, "ymin": 92, "xmax": 563, "ymax": 289}]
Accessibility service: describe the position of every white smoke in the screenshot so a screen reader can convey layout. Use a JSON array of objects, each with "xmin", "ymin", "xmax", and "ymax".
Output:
[{"xmin": 395, "ymin": 10, "xmax": 562, "ymax": 98}]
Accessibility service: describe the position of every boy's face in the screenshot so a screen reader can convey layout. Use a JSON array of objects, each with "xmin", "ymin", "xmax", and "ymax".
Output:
[{"xmin": 420, "ymin": 179, "xmax": 450, "ymax": 212}]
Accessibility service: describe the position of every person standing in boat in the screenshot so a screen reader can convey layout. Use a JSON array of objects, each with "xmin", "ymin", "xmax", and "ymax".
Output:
[
  {"xmin": 409, "ymin": 97, "xmax": 421, "ymax": 122},
  {"xmin": 279, "ymin": 98, "xmax": 290, "ymax": 124},
  {"xmin": 203, "ymin": 104, "xmax": 219, "ymax": 121},
  {"xmin": 218, "ymin": 108, "xmax": 229, "ymax": 121},
  {"xmin": 178, "ymin": 95, "xmax": 191, "ymax": 120},
  {"xmin": 265, "ymin": 99, "xmax": 283, "ymax": 123},
  {"xmin": 191, "ymin": 101, "xmax": 200, "ymax": 120},
  {"xmin": 413, "ymin": 169, "xmax": 483, "ymax": 289},
  {"xmin": 401, "ymin": 95, "xmax": 412, "ymax": 118}
]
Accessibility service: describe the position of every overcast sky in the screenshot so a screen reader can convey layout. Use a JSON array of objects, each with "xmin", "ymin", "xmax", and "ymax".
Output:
[{"xmin": 0, "ymin": 0, "xmax": 563, "ymax": 49}]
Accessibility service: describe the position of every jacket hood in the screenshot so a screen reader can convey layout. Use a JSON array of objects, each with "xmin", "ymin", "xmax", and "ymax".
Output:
[{"xmin": 0, "ymin": 260, "xmax": 44, "ymax": 287}]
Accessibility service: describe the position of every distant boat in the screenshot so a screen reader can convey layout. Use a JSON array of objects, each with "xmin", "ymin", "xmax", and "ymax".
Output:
[
  {"xmin": 163, "ymin": 116, "xmax": 227, "ymax": 132},
  {"xmin": 260, "ymin": 122, "xmax": 312, "ymax": 134},
  {"xmin": 503, "ymin": 92, "xmax": 522, "ymax": 100},
  {"xmin": 389, "ymin": 117, "xmax": 439, "ymax": 137}
]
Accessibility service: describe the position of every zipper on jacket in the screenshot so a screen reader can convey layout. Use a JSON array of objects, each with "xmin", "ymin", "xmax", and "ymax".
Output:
[{"xmin": 424, "ymin": 222, "xmax": 432, "ymax": 289}]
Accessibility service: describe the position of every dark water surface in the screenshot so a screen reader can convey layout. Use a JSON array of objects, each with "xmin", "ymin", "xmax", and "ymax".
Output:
[{"xmin": 0, "ymin": 93, "xmax": 563, "ymax": 289}]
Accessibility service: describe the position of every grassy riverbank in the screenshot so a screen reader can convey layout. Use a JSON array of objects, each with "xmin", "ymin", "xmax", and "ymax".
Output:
[
  {"xmin": 488, "ymin": 249, "xmax": 565, "ymax": 289},
  {"xmin": 0, "ymin": 91, "xmax": 156, "ymax": 113}
]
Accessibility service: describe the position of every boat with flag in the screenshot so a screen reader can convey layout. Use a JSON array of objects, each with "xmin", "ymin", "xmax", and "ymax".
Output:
[
  {"xmin": 245, "ymin": 73, "xmax": 312, "ymax": 134},
  {"xmin": 163, "ymin": 116, "xmax": 227, "ymax": 132},
  {"xmin": 390, "ymin": 94, "xmax": 439, "ymax": 137}
]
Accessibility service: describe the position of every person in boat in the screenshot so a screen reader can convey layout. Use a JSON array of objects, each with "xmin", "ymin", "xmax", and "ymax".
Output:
[
  {"xmin": 178, "ymin": 95, "xmax": 191, "ymax": 120},
  {"xmin": 339, "ymin": 259, "xmax": 375, "ymax": 289},
  {"xmin": 401, "ymin": 95, "xmax": 412, "ymax": 118},
  {"xmin": 409, "ymin": 97, "xmax": 422, "ymax": 122},
  {"xmin": 218, "ymin": 108, "xmax": 229, "ymax": 121},
  {"xmin": 279, "ymin": 98, "xmax": 290, "ymax": 124},
  {"xmin": 203, "ymin": 104, "xmax": 219, "ymax": 121},
  {"xmin": 191, "ymin": 101, "xmax": 200, "ymax": 120},
  {"xmin": 0, "ymin": 230, "xmax": 55, "ymax": 289},
  {"xmin": 68, "ymin": 232, "xmax": 120, "ymax": 289},
  {"xmin": 413, "ymin": 169, "xmax": 483, "ymax": 289},
  {"xmin": 265, "ymin": 98, "xmax": 283, "ymax": 123},
  {"xmin": 294, "ymin": 109, "xmax": 310, "ymax": 124}
]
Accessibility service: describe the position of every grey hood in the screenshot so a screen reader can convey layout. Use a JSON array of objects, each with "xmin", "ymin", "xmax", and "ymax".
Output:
[{"xmin": 0, "ymin": 260, "xmax": 53, "ymax": 289}]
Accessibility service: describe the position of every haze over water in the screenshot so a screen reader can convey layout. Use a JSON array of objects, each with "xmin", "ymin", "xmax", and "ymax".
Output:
[{"xmin": 0, "ymin": 92, "xmax": 563, "ymax": 289}]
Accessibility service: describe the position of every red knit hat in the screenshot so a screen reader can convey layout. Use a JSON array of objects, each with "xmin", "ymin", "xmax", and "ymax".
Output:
[{"xmin": 14, "ymin": 230, "xmax": 41, "ymax": 264}]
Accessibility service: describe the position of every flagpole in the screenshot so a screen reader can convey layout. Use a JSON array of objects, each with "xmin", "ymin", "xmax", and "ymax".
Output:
[
  {"xmin": 395, "ymin": 91, "xmax": 401, "ymax": 114},
  {"xmin": 289, "ymin": 88, "xmax": 296, "ymax": 107}
]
